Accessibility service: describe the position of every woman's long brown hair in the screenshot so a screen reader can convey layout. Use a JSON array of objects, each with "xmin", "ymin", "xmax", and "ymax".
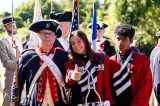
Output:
[{"xmin": 69, "ymin": 30, "xmax": 99, "ymax": 65}]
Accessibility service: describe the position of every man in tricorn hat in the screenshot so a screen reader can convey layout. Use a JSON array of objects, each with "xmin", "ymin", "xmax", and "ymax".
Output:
[
  {"xmin": 11, "ymin": 20, "xmax": 73, "ymax": 106},
  {"xmin": 0, "ymin": 16, "xmax": 21, "ymax": 106},
  {"xmin": 150, "ymin": 31, "xmax": 160, "ymax": 105},
  {"xmin": 130, "ymin": 38, "xmax": 140, "ymax": 53},
  {"xmin": 50, "ymin": 11, "xmax": 72, "ymax": 52},
  {"xmin": 87, "ymin": 21, "xmax": 116, "ymax": 57},
  {"xmin": 109, "ymin": 24, "xmax": 152, "ymax": 106}
]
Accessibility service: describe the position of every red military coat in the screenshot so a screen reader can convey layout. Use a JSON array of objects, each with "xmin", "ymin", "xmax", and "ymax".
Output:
[
  {"xmin": 65, "ymin": 53, "xmax": 116, "ymax": 105},
  {"xmin": 109, "ymin": 51, "xmax": 152, "ymax": 106}
]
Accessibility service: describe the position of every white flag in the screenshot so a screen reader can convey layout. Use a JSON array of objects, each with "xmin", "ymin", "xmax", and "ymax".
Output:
[{"xmin": 28, "ymin": 0, "xmax": 43, "ymax": 49}]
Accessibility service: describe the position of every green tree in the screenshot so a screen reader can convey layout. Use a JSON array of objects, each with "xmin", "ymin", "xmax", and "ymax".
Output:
[
  {"xmin": 0, "ymin": 12, "xmax": 11, "ymax": 18},
  {"xmin": 14, "ymin": 0, "xmax": 34, "ymax": 27},
  {"xmin": 13, "ymin": 0, "xmax": 67, "ymax": 27},
  {"xmin": 112, "ymin": 0, "xmax": 160, "ymax": 56},
  {"xmin": 1, "ymin": 0, "xmax": 160, "ymax": 56}
]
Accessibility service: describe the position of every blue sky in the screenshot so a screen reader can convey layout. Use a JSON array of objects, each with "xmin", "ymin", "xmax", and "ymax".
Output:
[{"xmin": 0, "ymin": 0, "xmax": 105, "ymax": 14}]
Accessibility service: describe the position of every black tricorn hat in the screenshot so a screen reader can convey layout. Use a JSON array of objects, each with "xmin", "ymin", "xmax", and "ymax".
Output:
[
  {"xmin": 87, "ymin": 21, "xmax": 108, "ymax": 29},
  {"xmin": 50, "ymin": 11, "xmax": 72, "ymax": 22},
  {"xmin": 2, "ymin": 16, "xmax": 16, "ymax": 26},
  {"xmin": 29, "ymin": 20, "xmax": 62, "ymax": 38}
]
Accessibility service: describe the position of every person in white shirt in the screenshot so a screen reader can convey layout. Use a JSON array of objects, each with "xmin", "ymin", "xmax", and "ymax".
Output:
[
  {"xmin": 0, "ymin": 16, "xmax": 21, "ymax": 106},
  {"xmin": 150, "ymin": 31, "xmax": 160, "ymax": 106},
  {"xmin": 50, "ymin": 11, "xmax": 72, "ymax": 52}
]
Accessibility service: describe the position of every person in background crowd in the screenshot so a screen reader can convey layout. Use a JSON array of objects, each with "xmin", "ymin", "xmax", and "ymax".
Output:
[
  {"xmin": 130, "ymin": 38, "xmax": 140, "ymax": 53},
  {"xmin": 65, "ymin": 30, "xmax": 116, "ymax": 106},
  {"xmin": 109, "ymin": 24, "xmax": 152, "ymax": 106},
  {"xmin": 87, "ymin": 21, "xmax": 116, "ymax": 57},
  {"xmin": 0, "ymin": 16, "xmax": 21, "ymax": 106},
  {"xmin": 150, "ymin": 31, "xmax": 160, "ymax": 106},
  {"xmin": 22, "ymin": 34, "xmax": 30, "ymax": 50},
  {"xmin": 150, "ymin": 31, "xmax": 160, "ymax": 72},
  {"xmin": 11, "ymin": 20, "xmax": 74, "ymax": 106},
  {"xmin": 50, "ymin": 11, "xmax": 72, "ymax": 52}
]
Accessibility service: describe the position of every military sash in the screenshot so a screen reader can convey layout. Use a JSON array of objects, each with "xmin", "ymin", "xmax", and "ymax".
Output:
[
  {"xmin": 27, "ymin": 54, "xmax": 54, "ymax": 102},
  {"xmin": 112, "ymin": 52, "xmax": 133, "ymax": 96},
  {"xmin": 27, "ymin": 49, "xmax": 67, "ymax": 104},
  {"xmin": 57, "ymin": 37, "xmax": 69, "ymax": 51},
  {"xmin": 76, "ymin": 55, "xmax": 110, "ymax": 106},
  {"xmin": 78, "ymin": 61, "xmax": 98, "ymax": 92}
]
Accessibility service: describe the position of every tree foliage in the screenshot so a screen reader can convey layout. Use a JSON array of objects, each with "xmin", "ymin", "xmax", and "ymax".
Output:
[
  {"xmin": 0, "ymin": 0, "xmax": 160, "ymax": 56},
  {"xmin": 112, "ymin": 0, "xmax": 160, "ymax": 56}
]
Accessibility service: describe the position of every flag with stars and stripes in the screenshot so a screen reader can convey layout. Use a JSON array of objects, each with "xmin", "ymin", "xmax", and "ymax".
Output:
[
  {"xmin": 70, "ymin": 0, "xmax": 79, "ymax": 32},
  {"xmin": 52, "ymin": 7, "xmax": 56, "ymax": 14},
  {"xmin": 51, "ymin": 1, "xmax": 56, "ymax": 14},
  {"xmin": 92, "ymin": 1, "xmax": 97, "ymax": 52}
]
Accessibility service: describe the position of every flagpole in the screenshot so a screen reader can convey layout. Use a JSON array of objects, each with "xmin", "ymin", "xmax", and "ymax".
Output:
[
  {"xmin": 51, "ymin": 0, "xmax": 53, "ymax": 13},
  {"xmin": 11, "ymin": 0, "xmax": 20, "ymax": 105},
  {"xmin": 77, "ymin": 0, "xmax": 79, "ymax": 26},
  {"xmin": 72, "ymin": 0, "xmax": 74, "ymax": 23},
  {"xmin": 12, "ymin": 0, "xmax": 14, "ymax": 36}
]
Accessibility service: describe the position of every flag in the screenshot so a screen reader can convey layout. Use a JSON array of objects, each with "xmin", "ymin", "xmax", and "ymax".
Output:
[
  {"xmin": 51, "ymin": 7, "xmax": 56, "ymax": 14},
  {"xmin": 28, "ymin": 0, "xmax": 43, "ymax": 49},
  {"xmin": 70, "ymin": 0, "xmax": 79, "ymax": 32},
  {"xmin": 51, "ymin": 1, "xmax": 56, "ymax": 14},
  {"xmin": 92, "ymin": 1, "xmax": 97, "ymax": 52}
]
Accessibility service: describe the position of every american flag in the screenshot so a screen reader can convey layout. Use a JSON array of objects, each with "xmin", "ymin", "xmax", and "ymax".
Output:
[
  {"xmin": 51, "ymin": 1, "xmax": 56, "ymax": 14},
  {"xmin": 92, "ymin": 1, "xmax": 97, "ymax": 52},
  {"xmin": 70, "ymin": 0, "xmax": 79, "ymax": 32},
  {"xmin": 52, "ymin": 7, "xmax": 56, "ymax": 14}
]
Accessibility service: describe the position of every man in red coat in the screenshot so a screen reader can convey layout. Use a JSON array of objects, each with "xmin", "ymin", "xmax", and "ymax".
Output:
[{"xmin": 109, "ymin": 24, "xmax": 152, "ymax": 106}]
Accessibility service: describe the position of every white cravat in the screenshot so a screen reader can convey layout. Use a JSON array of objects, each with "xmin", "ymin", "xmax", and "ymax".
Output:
[{"xmin": 96, "ymin": 37, "xmax": 106, "ymax": 51}]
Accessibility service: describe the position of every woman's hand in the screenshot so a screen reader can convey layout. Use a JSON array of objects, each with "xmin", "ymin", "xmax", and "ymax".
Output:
[{"xmin": 71, "ymin": 64, "xmax": 81, "ymax": 81}]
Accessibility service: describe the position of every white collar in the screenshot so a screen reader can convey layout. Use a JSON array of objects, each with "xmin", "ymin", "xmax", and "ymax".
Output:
[
  {"xmin": 4, "ymin": 34, "xmax": 13, "ymax": 45},
  {"xmin": 58, "ymin": 37, "xmax": 65, "ymax": 41},
  {"xmin": 57, "ymin": 37, "xmax": 69, "ymax": 51}
]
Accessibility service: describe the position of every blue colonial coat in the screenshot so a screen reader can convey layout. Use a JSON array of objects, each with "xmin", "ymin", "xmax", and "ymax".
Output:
[{"xmin": 11, "ymin": 48, "xmax": 69, "ymax": 106}]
